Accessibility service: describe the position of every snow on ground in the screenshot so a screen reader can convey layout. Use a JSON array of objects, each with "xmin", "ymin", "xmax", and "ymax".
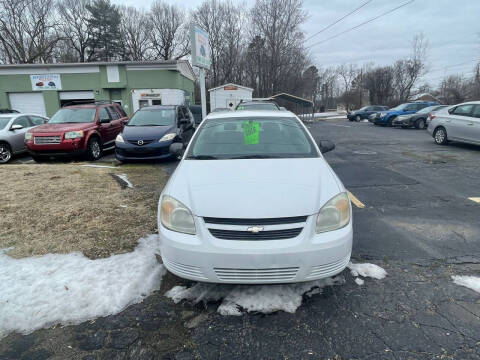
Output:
[
  {"xmin": 81, "ymin": 164, "xmax": 117, "ymax": 169},
  {"xmin": 452, "ymin": 275, "xmax": 480, "ymax": 294},
  {"xmin": 166, "ymin": 276, "xmax": 345, "ymax": 316},
  {"xmin": 118, "ymin": 174, "xmax": 133, "ymax": 188},
  {"xmin": 354, "ymin": 278, "xmax": 364, "ymax": 286},
  {"xmin": 0, "ymin": 235, "xmax": 164, "ymax": 338},
  {"xmin": 348, "ymin": 262, "xmax": 387, "ymax": 280}
]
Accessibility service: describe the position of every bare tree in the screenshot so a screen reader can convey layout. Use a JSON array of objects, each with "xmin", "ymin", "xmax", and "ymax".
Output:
[
  {"xmin": 149, "ymin": 0, "xmax": 189, "ymax": 60},
  {"xmin": 119, "ymin": 5, "xmax": 152, "ymax": 61},
  {"xmin": 336, "ymin": 64, "xmax": 359, "ymax": 93},
  {"xmin": 57, "ymin": 0, "xmax": 91, "ymax": 62},
  {"xmin": 363, "ymin": 66, "xmax": 395, "ymax": 106},
  {"xmin": 0, "ymin": 0, "xmax": 60, "ymax": 63}
]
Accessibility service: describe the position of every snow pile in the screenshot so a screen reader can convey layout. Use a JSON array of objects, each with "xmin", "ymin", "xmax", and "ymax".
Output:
[
  {"xmin": 0, "ymin": 235, "xmax": 164, "ymax": 337},
  {"xmin": 81, "ymin": 164, "xmax": 117, "ymax": 169},
  {"xmin": 118, "ymin": 173, "xmax": 133, "ymax": 188},
  {"xmin": 452, "ymin": 275, "xmax": 480, "ymax": 294},
  {"xmin": 166, "ymin": 276, "xmax": 344, "ymax": 316},
  {"xmin": 348, "ymin": 262, "xmax": 387, "ymax": 285}
]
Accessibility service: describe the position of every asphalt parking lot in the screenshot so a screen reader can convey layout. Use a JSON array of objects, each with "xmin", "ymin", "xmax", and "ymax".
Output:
[{"xmin": 1, "ymin": 119, "xmax": 480, "ymax": 360}]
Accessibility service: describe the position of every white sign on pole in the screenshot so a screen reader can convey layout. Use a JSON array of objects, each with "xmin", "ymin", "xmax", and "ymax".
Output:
[
  {"xmin": 30, "ymin": 74, "xmax": 62, "ymax": 91},
  {"xmin": 191, "ymin": 25, "xmax": 211, "ymax": 70}
]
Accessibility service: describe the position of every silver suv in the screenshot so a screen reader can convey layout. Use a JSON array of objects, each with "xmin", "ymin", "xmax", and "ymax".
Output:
[
  {"xmin": 428, "ymin": 102, "xmax": 480, "ymax": 146},
  {"xmin": 0, "ymin": 113, "xmax": 48, "ymax": 163}
]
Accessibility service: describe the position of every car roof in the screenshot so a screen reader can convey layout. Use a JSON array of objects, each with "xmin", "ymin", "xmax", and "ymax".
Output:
[
  {"xmin": 140, "ymin": 105, "xmax": 177, "ymax": 110},
  {"xmin": 206, "ymin": 110, "xmax": 297, "ymax": 120},
  {"xmin": 62, "ymin": 104, "xmax": 98, "ymax": 109},
  {"xmin": 239, "ymin": 101, "xmax": 277, "ymax": 105},
  {"xmin": 0, "ymin": 113, "xmax": 43, "ymax": 118}
]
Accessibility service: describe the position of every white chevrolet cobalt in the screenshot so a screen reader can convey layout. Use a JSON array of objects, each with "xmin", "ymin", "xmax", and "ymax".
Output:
[{"xmin": 158, "ymin": 110, "xmax": 352, "ymax": 284}]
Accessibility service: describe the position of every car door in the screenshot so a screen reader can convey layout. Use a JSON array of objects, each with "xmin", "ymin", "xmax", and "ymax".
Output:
[
  {"xmin": 97, "ymin": 107, "xmax": 114, "ymax": 144},
  {"xmin": 105, "ymin": 105, "xmax": 124, "ymax": 143},
  {"xmin": 466, "ymin": 105, "xmax": 480, "ymax": 144},
  {"xmin": 446, "ymin": 104, "xmax": 474, "ymax": 141},
  {"xmin": 9, "ymin": 116, "xmax": 31, "ymax": 153}
]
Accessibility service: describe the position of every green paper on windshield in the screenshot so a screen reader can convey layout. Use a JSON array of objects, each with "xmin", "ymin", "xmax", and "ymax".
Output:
[{"xmin": 243, "ymin": 121, "xmax": 260, "ymax": 145}]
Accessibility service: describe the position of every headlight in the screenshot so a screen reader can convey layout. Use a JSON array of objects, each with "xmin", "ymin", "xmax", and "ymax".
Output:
[
  {"xmin": 159, "ymin": 133, "xmax": 176, "ymax": 142},
  {"xmin": 380, "ymin": 112, "xmax": 387, "ymax": 117},
  {"xmin": 25, "ymin": 132, "xmax": 32, "ymax": 140},
  {"xmin": 316, "ymin": 192, "xmax": 350, "ymax": 233},
  {"xmin": 160, "ymin": 195, "xmax": 196, "ymax": 235},
  {"xmin": 116, "ymin": 134, "xmax": 124, "ymax": 143},
  {"xmin": 64, "ymin": 131, "xmax": 84, "ymax": 139}
]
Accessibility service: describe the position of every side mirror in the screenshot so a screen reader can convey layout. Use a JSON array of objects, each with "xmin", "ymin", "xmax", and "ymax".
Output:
[
  {"xmin": 318, "ymin": 140, "xmax": 335, "ymax": 154},
  {"xmin": 169, "ymin": 142, "xmax": 185, "ymax": 158},
  {"xmin": 100, "ymin": 118, "xmax": 110, "ymax": 124},
  {"xmin": 10, "ymin": 124, "xmax": 23, "ymax": 131}
]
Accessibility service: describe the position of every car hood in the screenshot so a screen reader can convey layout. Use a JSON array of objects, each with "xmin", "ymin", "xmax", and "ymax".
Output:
[
  {"xmin": 122, "ymin": 125, "xmax": 176, "ymax": 140},
  {"xmin": 164, "ymin": 158, "xmax": 343, "ymax": 218},
  {"xmin": 31, "ymin": 123, "xmax": 95, "ymax": 133}
]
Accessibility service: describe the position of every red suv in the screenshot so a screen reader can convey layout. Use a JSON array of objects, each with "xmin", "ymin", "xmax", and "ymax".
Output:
[{"xmin": 26, "ymin": 103, "xmax": 128, "ymax": 161}]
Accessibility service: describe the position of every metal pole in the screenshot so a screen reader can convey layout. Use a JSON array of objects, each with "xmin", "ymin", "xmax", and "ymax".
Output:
[{"xmin": 199, "ymin": 68, "xmax": 207, "ymax": 119}]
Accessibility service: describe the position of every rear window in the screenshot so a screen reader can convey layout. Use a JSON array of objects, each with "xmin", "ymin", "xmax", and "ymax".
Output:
[
  {"xmin": 0, "ymin": 117, "xmax": 12, "ymax": 130},
  {"xmin": 237, "ymin": 103, "xmax": 278, "ymax": 111},
  {"xmin": 48, "ymin": 108, "xmax": 96, "ymax": 124}
]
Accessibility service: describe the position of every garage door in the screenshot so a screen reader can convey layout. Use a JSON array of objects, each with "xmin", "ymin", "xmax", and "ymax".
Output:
[
  {"xmin": 9, "ymin": 92, "xmax": 47, "ymax": 116},
  {"xmin": 59, "ymin": 91, "xmax": 94, "ymax": 100}
]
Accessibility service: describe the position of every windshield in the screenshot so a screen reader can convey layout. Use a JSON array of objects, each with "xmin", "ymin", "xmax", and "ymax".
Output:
[
  {"xmin": 186, "ymin": 117, "xmax": 319, "ymax": 160},
  {"xmin": 237, "ymin": 103, "xmax": 278, "ymax": 111},
  {"xmin": 358, "ymin": 106, "xmax": 369, "ymax": 111},
  {"xmin": 0, "ymin": 117, "xmax": 12, "ymax": 130},
  {"xmin": 128, "ymin": 109, "xmax": 175, "ymax": 126},
  {"xmin": 417, "ymin": 106, "xmax": 437, "ymax": 114},
  {"xmin": 49, "ymin": 108, "xmax": 96, "ymax": 124},
  {"xmin": 390, "ymin": 104, "xmax": 408, "ymax": 111}
]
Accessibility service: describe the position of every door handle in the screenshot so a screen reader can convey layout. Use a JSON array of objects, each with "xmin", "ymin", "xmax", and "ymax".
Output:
[{"xmin": 467, "ymin": 122, "xmax": 474, "ymax": 125}]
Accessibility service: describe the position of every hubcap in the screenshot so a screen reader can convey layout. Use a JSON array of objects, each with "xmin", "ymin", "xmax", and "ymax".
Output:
[
  {"xmin": 419, "ymin": 120, "xmax": 425, "ymax": 129},
  {"xmin": 91, "ymin": 141, "xmax": 101, "ymax": 158},
  {"xmin": 435, "ymin": 129, "xmax": 445, "ymax": 143},
  {"xmin": 0, "ymin": 146, "xmax": 11, "ymax": 163}
]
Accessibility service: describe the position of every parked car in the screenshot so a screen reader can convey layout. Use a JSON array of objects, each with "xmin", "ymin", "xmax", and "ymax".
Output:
[
  {"xmin": 25, "ymin": 102, "xmax": 128, "ymax": 162},
  {"xmin": 392, "ymin": 105, "xmax": 448, "ymax": 129},
  {"xmin": 158, "ymin": 110, "xmax": 352, "ymax": 284},
  {"xmin": 115, "ymin": 105, "xmax": 195, "ymax": 162},
  {"xmin": 0, "ymin": 109, "xmax": 19, "ymax": 114},
  {"xmin": 428, "ymin": 101, "xmax": 480, "ymax": 146},
  {"xmin": 211, "ymin": 107, "xmax": 232, "ymax": 113},
  {"xmin": 189, "ymin": 105, "xmax": 203, "ymax": 125},
  {"xmin": 347, "ymin": 105, "xmax": 388, "ymax": 122},
  {"xmin": 0, "ymin": 113, "xmax": 48, "ymax": 163},
  {"xmin": 236, "ymin": 100, "xmax": 281, "ymax": 111},
  {"xmin": 373, "ymin": 102, "xmax": 439, "ymax": 126}
]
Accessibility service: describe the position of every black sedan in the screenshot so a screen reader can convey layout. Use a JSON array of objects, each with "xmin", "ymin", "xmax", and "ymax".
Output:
[
  {"xmin": 392, "ymin": 105, "xmax": 448, "ymax": 129},
  {"xmin": 115, "ymin": 105, "xmax": 195, "ymax": 162},
  {"xmin": 347, "ymin": 105, "xmax": 388, "ymax": 121}
]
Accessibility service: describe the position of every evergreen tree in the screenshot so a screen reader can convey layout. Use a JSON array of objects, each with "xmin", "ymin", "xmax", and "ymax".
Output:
[{"xmin": 86, "ymin": 0, "xmax": 124, "ymax": 61}]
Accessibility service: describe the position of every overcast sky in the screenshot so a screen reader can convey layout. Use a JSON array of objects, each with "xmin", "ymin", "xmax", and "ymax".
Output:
[{"xmin": 113, "ymin": 0, "xmax": 480, "ymax": 87}]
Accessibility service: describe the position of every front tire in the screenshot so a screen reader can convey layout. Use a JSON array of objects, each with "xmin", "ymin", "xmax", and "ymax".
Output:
[
  {"xmin": 86, "ymin": 137, "xmax": 102, "ymax": 161},
  {"xmin": 355, "ymin": 115, "xmax": 361, "ymax": 122},
  {"xmin": 433, "ymin": 127, "xmax": 448, "ymax": 145},
  {"xmin": 0, "ymin": 143, "xmax": 12, "ymax": 164},
  {"xmin": 415, "ymin": 118, "xmax": 426, "ymax": 129},
  {"xmin": 387, "ymin": 117, "xmax": 395, "ymax": 126}
]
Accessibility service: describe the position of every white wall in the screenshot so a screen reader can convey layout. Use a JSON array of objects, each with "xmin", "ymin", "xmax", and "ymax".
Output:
[
  {"xmin": 210, "ymin": 88, "xmax": 253, "ymax": 111},
  {"xmin": 131, "ymin": 89, "xmax": 186, "ymax": 112}
]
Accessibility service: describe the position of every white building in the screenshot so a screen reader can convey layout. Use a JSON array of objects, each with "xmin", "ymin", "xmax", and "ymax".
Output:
[{"xmin": 208, "ymin": 83, "xmax": 253, "ymax": 111}]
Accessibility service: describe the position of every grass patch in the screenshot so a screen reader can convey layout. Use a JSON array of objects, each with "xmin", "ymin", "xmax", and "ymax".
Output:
[{"xmin": 0, "ymin": 163, "xmax": 168, "ymax": 259}]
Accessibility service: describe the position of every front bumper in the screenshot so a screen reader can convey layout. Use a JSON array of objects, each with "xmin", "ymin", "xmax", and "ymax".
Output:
[
  {"xmin": 26, "ymin": 136, "xmax": 86, "ymax": 156},
  {"xmin": 159, "ymin": 215, "xmax": 353, "ymax": 284},
  {"xmin": 392, "ymin": 118, "xmax": 412, "ymax": 127},
  {"xmin": 115, "ymin": 140, "xmax": 173, "ymax": 161}
]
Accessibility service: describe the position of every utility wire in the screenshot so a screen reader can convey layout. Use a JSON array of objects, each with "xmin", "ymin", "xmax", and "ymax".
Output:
[
  {"xmin": 305, "ymin": 0, "xmax": 415, "ymax": 50},
  {"xmin": 304, "ymin": 0, "xmax": 373, "ymax": 43},
  {"xmin": 429, "ymin": 58, "xmax": 480, "ymax": 73}
]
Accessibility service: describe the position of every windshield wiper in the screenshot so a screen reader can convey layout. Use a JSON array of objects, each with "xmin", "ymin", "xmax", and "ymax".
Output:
[
  {"xmin": 228, "ymin": 155, "xmax": 280, "ymax": 159},
  {"xmin": 185, "ymin": 155, "xmax": 218, "ymax": 160}
]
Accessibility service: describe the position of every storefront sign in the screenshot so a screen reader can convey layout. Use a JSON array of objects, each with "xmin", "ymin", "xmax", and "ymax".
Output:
[
  {"xmin": 30, "ymin": 74, "xmax": 62, "ymax": 91},
  {"xmin": 191, "ymin": 25, "xmax": 211, "ymax": 69},
  {"xmin": 224, "ymin": 85, "xmax": 238, "ymax": 90}
]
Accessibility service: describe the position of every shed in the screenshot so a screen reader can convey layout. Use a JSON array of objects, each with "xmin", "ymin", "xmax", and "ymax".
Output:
[{"xmin": 209, "ymin": 83, "xmax": 253, "ymax": 111}]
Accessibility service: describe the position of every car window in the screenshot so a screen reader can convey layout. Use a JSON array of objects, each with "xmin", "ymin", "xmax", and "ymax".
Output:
[
  {"xmin": 98, "ymin": 108, "xmax": 111, "ymax": 122},
  {"xmin": 106, "ymin": 106, "xmax": 120, "ymax": 120},
  {"xmin": 127, "ymin": 109, "xmax": 176, "ymax": 126},
  {"xmin": 0, "ymin": 117, "xmax": 12, "ymax": 130},
  {"xmin": 237, "ymin": 103, "xmax": 279, "ymax": 111},
  {"xmin": 116, "ymin": 105, "xmax": 127, "ymax": 118},
  {"xmin": 452, "ymin": 104, "xmax": 474, "ymax": 116},
  {"xmin": 186, "ymin": 117, "xmax": 319, "ymax": 159},
  {"xmin": 49, "ymin": 108, "xmax": 96, "ymax": 124},
  {"xmin": 404, "ymin": 104, "xmax": 417, "ymax": 111},
  {"xmin": 471, "ymin": 105, "xmax": 480, "ymax": 118},
  {"xmin": 12, "ymin": 116, "xmax": 31, "ymax": 128},
  {"xmin": 29, "ymin": 116, "xmax": 47, "ymax": 125}
]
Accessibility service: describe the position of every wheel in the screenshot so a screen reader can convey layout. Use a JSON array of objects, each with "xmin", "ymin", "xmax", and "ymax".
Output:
[
  {"xmin": 32, "ymin": 156, "xmax": 47, "ymax": 163},
  {"xmin": 86, "ymin": 137, "xmax": 102, "ymax": 161},
  {"xmin": 387, "ymin": 117, "xmax": 395, "ymax": 126},
  {"xmin": 355, "ymin": 115, "xmax": 361, "ymax": 122},
  {"xmin": 415, "ymin": 118, "xmax": 426, "ymax": 130},
  {"xmin": 0, "ymin": 143, "xmax": 12, "ymax": 164},
  {"xmin": 433, "ymin": 127, "xmax": 448, "ymax": 145}
]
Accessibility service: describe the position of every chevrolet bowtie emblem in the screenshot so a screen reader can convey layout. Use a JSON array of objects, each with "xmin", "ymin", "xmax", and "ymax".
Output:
[{"xmin": 247, "ymin": 226, "xmax": 264, "ymax": 233}]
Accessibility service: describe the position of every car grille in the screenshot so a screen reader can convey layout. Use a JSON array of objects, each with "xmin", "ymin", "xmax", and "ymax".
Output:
[
  {"xmin": 34, "ymin": 136, "xmax": 61, "ymax": 145},
  {"xmin": 203, "ymin": 216, "xmax": 308, "ymax": 225},
  {"xmin": 214, "ymin": 267, "xmax": 299, "ymax": 282},
  {"xmin": 209, "ymin": 228, "xmax": 303, "ymax": 240},
  {"xmin": 127, "ymin": 140, "xmax": 154, "ymax": 146}
]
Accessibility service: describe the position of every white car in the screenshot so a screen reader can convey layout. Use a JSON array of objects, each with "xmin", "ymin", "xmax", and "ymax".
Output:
[
  {"xmin": 428, "ymin": 101, "xmax": 480, "ymax": 145},
  {"xmin": 158, "ymin": 110, "xmax": 352, "ymax": 284}
]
